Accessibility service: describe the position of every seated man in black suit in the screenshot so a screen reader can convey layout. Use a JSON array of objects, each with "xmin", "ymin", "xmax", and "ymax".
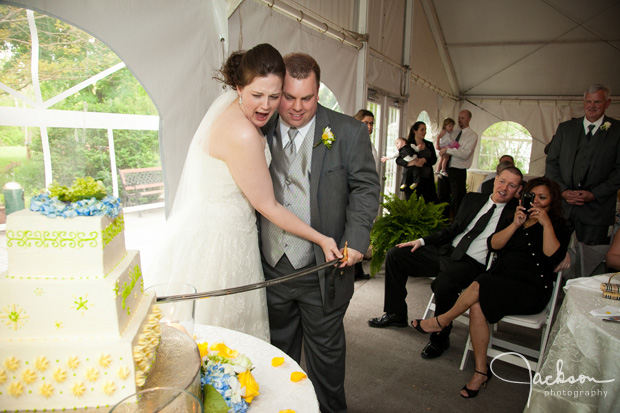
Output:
[{"xmin": 368, "ymin": 167, "xmax": 522, "ymax": 359}]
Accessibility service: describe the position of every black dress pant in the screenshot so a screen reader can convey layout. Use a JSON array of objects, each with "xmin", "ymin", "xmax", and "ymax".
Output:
[
  {"xmin": 437, "ymin": 167, "xmax": 467, "ymax": 217},
  {"xmin": 383, "ymin": 244, "xmax": 485, "ymax": 321}
]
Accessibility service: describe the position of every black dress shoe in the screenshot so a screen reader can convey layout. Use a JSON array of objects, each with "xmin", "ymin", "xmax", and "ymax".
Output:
[
  {"xmin": 355, "ymin": 272, "xmax": 371, "ymax": 280},
  {"xmin": 421, "ymin": 337, "xmax": 450, "ymax": 359},
  {"xmin": 368, "ymin": 313, "xmax": 408, "ymax": 328}
]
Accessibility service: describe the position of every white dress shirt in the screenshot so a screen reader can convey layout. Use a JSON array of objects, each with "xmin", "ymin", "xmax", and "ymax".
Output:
[
  {"xmin": 450, "ymin": 196, "xmax": 507, "ymax": 264},
  {"xmin": 583, "ymin": 115, "xmax": 604, "ymax": 135},
  {"xmin": 446, "ymin": 126, "xmax": 478, "ymax": 169},
  {"xmin": 279, "ymin": 116, "xmax": 316, "ymax": 154}
]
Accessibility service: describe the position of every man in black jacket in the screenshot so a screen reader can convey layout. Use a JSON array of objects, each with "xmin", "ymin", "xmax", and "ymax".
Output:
[{"xmin": 368, "ymin": 167, "xmax": 522, "ymax": 359}]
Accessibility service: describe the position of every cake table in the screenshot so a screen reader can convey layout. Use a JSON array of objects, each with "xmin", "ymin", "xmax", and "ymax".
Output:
[{"xmin": 194, "ymin": 324, "xmax": 320, "ymax": 413}]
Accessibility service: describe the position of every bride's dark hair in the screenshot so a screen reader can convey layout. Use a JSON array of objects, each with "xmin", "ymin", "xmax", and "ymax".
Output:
[{"xmin": 218, "ymin": 43, "xmax": 285, "ymax": 89}]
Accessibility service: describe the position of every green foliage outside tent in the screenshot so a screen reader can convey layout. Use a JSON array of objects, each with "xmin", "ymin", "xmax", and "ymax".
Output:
[{"xmin": 0, "ymin": 5, "xmax": 159, "ymax": 204}]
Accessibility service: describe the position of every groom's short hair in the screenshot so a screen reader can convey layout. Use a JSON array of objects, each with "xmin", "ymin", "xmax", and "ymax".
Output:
[{"xmin": 283, "ymin": 53, "xmax": 321, "ymax": 90}]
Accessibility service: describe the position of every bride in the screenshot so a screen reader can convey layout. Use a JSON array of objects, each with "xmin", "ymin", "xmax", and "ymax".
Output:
[{"xmin": 145, "ymin": 44, "xmax": 340, "ymax": 341}]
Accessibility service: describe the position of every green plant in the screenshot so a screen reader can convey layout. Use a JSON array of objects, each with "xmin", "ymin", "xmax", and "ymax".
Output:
[{"xmin": 370, "ymin": 193, "xmax": 448, "ymax": 276}]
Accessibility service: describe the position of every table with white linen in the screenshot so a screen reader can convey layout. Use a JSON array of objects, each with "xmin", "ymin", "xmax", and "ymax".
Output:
[
  {"xmin": 526, "ymin": 275, "xmax": 620, "ymax": 413},
  {"xmin": 194, "ymin": 324, "xmax": 320, "ymax": 413}
]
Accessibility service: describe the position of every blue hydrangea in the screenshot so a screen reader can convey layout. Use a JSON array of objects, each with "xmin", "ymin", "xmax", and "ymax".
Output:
[
  {"xmin": 202, "ymin": 362, "xmax": 249, "ymax": 413},
  {"xmin": 30, "ymin": 194, "xmax": 121, "ymax": 218}
]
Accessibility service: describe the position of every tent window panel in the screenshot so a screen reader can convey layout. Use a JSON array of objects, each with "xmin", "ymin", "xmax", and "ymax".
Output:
[{"xmin": 479, "ymin": 121, "xmax": 532, "ymax": 174}]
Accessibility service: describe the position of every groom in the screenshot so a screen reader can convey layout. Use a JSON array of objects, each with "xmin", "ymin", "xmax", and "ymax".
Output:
[{"xmin": 260, "ymin": 52, "xmax": 380, "ymax": 413}]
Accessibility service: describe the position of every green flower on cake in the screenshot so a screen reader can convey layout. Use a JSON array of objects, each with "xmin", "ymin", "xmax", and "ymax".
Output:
[
  {"xmin": 55, "ymin": 320, "xmax": 64, "ymax": 329},
  {"xmin": 48, "ymin": 177, "xmax": 107, "ymax": 203},
  {"xmin": 34, "ymin": 288, "xmax": 44, "ymax": 296},
  {"xmin": 1, "ymin": 304, "xmax": 29, "ymax": 331},
  {"xmin": 72, "ymin": 294, "xmax": 91, "ymax": 315}
]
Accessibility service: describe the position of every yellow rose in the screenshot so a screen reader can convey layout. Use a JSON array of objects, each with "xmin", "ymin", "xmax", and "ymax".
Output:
[
  {"xmin": 210, "ymin": 343, "xmax": 238, "ymax": 359},
  {"xmin": 238, "ymin": 370, "xmax": 259, "ymax": 403},
  {"xmin": 197, "ymin": 342, "xmax": 210, "ymax": 359}
]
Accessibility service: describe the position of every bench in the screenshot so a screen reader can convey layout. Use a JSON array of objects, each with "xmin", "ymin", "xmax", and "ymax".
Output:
[{"xmin": 118, "ymin": 167, "xmax": 164, "ymax": 206}]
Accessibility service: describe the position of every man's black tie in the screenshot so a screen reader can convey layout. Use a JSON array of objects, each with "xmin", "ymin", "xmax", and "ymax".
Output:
[
  {"xmin": 447, "ymin": 130, "xmax": 463, "ymax": 168},
  {"xmin": 585, "ymin": 124, "xmax": 595, "ymax": 142},
  {"xmin": 451, "ymin": 204, "xmax": 496, "ymax": 261}
]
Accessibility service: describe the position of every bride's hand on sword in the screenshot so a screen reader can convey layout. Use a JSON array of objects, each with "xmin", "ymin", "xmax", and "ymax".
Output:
[{"xmin": 319, "ymin": 236, "xmax": 342, "ymax": 262}]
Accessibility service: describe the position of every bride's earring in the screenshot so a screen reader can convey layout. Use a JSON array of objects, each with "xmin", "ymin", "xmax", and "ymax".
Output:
[{"xmin": 238, "ymin": 95, "xmax": 242, "ymax": 105}]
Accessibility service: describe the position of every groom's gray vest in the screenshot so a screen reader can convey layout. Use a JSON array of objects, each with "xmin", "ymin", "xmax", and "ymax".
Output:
[{"xmin": 261, "ymin": 122, "xmax": 315, "ymax": 269}]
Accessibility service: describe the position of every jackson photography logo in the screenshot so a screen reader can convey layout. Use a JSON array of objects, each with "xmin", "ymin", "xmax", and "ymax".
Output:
[{"xmin": 491, "ymin": 352, "xmax": 615, "ymax": 407}]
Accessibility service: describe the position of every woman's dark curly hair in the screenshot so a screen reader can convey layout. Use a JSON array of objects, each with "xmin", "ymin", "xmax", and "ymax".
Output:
[
  {"xmin": 522, "ymin": 177, "xmax": 564, "ymax": 220},
  {"xmin": 217, "ymin": 43, "xmax": 285, "ymax": 89},
  {"xmin": 407, "ymin": 121, "xmax": 426, "ymax": 145}
]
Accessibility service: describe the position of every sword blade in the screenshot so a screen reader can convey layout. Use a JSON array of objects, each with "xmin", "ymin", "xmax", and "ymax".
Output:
[{"xmin": 155, "ymin": 258, "xmax": 341, "ymax": 304}]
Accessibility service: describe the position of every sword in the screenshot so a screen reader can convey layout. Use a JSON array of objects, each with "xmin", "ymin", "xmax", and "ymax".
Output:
[{"xmin": 155, "ymin": 258, "xmax": 342, "ymax": 304}]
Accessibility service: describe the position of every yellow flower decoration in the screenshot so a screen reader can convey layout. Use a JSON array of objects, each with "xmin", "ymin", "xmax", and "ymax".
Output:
[
  {"xmin": 210, "ymin": 343, "xmax": 238, "ymax": 359},
  {"xmin": 314, "ymin": 126, "xmax": 335, "ymax": 149},
  {"xmin": 117, "ymin": 366, "xmax": 130, "ymax": 380},
  {"xmin": 85, "ymin": 367, "xmax": 99, "ymax": 382},
  {"xmin": 21, "ymin": 369, "xmax": 37, "ymax": 384},
  {"xmin": 72, "ymin": 381, "xmax": 86, "ymax": 397},
  {"xmin": 271, "ymin": 357, "xmax": 284, "ymax": 367},
  {"xmin": 67, "ymin": 356, "xmax": 80, "ymax": 370},
  {"xmin": 102, "ymin": 381, "xmax": 116, "ymax": 396},
  {"xmin": 35, "ymin": 356, "xmax": 49, "ymax": 372},
  {"xmin": 290, "ymin": 371, "xmax": 307, "ymax": 382},
  {"xmin": 279, "ymin": 410, "xmax": 296, "ymax": 413},
  {"xmin": 8, "ymin": 381, "xmax": 24, "ymax": 397},
  {"xmin": 238, "ymin": 370, "xmax": 260, "ymax": 403},
  {"xmin": 197, "ymin": 342, "xmax": 210, "ymax": 359},
  {"xmin": 54, "ymin": 368, "xmax": 67, "ymax": 383},
  {"xmin": 99, "ymin": 353, "xmax": 112, "ymax": 368},
  {"xmin": 39, "ymin": 382, "xmax": 54, "ymax": 398},
  {"xmin": 4, "ymin": 356, "xmax": 20, "ymax": 372},
  {"xmin": 135, "ymin": 370, "xmax": 146, "ymax": 387},
  {"xmin": 0, "ymin": 368, "xmax": 7, "ymax": 385}
]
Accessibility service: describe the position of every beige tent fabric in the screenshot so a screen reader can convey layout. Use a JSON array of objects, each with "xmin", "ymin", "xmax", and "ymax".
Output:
[{"xmin": 228, "ymin": 0, "xmax": 359, "ymax": 115}]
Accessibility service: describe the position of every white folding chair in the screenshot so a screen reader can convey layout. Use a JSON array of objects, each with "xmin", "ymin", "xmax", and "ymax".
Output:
[{"xmin": 459, "ymin": 269, "xmax": 563, "ymax": 373}]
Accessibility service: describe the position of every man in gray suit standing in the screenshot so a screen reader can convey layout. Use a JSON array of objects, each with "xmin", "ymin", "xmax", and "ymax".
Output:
[
  {"xmin": 545, "ymin": 84, "xmax": 620, "ymax": 245},
  {"xmin": 261, "ymin": 52, "xmax": 380, "ymax": 413}
]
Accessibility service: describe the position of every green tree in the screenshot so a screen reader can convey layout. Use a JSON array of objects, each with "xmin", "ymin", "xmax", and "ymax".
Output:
[{"xmin": 0, "ymin": 6, "xmax": 159, "ymax": 201}]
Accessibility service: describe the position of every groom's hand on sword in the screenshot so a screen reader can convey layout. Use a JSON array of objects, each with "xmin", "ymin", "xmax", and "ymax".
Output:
[{"xmin": 337, "ymin": 242, "xmax": 361, "ymax": 268}]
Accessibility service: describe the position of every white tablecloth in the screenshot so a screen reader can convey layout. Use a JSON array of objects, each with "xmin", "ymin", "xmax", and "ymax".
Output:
[
  {"xmin": 525, "ymin": 277, "xmax": 620, "ymax": 413},
  {"xmin": 194, "ymin": 324, "xmax": 320, "ymax": 413}
]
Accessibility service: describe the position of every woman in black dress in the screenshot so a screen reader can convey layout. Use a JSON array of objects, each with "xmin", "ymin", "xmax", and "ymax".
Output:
[
  {"xmin": 412, "ymin": 177, "xmax": 570, "ymax": 398},
  {"xmin": 396, "ymin": 121, "xmax": 437, "ymax": 202}
]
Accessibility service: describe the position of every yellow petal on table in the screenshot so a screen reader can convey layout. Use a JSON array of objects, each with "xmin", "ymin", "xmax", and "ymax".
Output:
[
  {"xmin": 290, "ymin": 371, "xmax": 307, "ymax": 382},
  {"xmin": 279, "ymin": 410, "xmax": 296, "ymax": 413},
  {"xmin": 271, "ymin": 357, "xmax": 284, "ymax": 367}
]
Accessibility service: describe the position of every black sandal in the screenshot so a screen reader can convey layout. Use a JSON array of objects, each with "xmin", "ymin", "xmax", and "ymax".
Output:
[
  {"xmin": 461, "ymin": 365, "xmax": 492, "ymax": 399},
  {"xmin": 411, "ymin": 316, "xmax": 443, "ymax": 334}
]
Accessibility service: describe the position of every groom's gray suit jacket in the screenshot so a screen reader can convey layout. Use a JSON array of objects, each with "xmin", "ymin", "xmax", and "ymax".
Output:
[{"xmin": 261, "ymin": 104, "xmax": 380, "ymax": 313}]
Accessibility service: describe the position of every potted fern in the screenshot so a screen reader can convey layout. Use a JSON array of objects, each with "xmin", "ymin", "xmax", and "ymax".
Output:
[{"xmin": 369, "ymin": 193, "xmax": 448, "ymax": 276}]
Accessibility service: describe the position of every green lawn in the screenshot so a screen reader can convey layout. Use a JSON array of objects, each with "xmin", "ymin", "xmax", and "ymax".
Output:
[{"xmin": 0, "ymin": 146, "xmax": 27, "ymax": 170}]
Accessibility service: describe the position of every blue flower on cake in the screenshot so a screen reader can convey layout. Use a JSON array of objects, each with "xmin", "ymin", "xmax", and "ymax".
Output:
[{"xmin": 197, "ymin": 341, "xmax": 259, "ymax": 413}]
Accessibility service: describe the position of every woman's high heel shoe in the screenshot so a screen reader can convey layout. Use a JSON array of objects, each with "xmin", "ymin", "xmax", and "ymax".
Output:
[
  {"xmin": 411, "ymin": 316, "xmax": 443, "ymax": 334},
  {"xmin": 461, "ymin": 365, "xmax": 492, "ymax": 399}
]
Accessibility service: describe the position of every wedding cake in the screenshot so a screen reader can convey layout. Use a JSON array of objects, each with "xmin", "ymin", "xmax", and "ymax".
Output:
[{"xmin": 0, "ymin": 182, "xmax": 162, "ymax": 412}]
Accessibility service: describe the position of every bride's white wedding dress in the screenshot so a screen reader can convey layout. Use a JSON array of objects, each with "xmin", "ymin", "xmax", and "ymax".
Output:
[{"xmin": 145, "ymin": 90, "xmax": 270, "ymax": 342}]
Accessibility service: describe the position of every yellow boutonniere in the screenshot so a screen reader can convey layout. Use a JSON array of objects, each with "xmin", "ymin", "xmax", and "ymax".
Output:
[
  {"xmin": 314, "ymin": 126, "xmax": 335, "ymax": 149},
  {"xmin": 601, "ymin": 121, "xmax": 612, "ymax": 131}
]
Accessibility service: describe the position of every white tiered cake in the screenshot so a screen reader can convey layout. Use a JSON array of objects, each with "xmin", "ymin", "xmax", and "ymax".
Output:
[{"xmin": 0, "ymin": 209, "xmax": 162, "ymax": 412}]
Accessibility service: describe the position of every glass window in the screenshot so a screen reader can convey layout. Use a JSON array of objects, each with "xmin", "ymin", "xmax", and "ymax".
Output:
[{"xmin": 478, "ymin": 121, "xmax": 532, "ymax": 173}]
